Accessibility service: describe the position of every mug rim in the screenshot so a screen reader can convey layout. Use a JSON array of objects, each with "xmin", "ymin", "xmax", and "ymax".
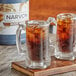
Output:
[
  {"xmin": 57, "ymin": 13, "xmax": 76, "ymax": 19},
  {"xmin": 25, "ymin": 20, "xmax": 49, "ymax": 27}
]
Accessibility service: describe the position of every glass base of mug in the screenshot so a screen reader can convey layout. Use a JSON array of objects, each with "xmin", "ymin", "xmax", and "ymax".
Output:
[
  {"xmin": 27, "ymin": 60, "xmax": 51, "ymax": 69},
  {"xmin": 54, "ymin": 49, "xmax": 75, "ymax": 60}
]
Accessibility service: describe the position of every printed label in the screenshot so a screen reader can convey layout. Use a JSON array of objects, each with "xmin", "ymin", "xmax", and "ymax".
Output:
[
  {"xmin": 4, "ymin": 12, "xmax": 27, "ymax": 22},
  {"xmin": 0, "ymin": 1, "xmax": 29, "ymax": 35}
]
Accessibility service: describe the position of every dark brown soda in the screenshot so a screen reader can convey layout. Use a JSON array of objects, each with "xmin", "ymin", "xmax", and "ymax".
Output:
[
  {"xmin": 26, "ymin": 25, "xmax": 45, "ymax": 62},
  {"xmin": 57, "ymin": 18, "xmax": 73, "ymax": 53}
]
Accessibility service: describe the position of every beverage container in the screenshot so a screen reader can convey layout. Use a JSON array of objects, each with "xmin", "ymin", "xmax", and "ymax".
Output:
[
  {"xmin": 0, "ymin": 0, "xmax": 29, "ymax": 45},
  {"xmin": 16, "ymin": 19, "xmax": 55, "ymax": 69},
  {"xmin": 55, "ymin": 13, "xmax": 76, "ymax": 60}
]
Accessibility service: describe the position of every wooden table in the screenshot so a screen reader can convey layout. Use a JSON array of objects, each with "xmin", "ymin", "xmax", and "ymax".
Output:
[{"xmin": 0, "ymin": 34, "xmax": 76, "ymax": 76}]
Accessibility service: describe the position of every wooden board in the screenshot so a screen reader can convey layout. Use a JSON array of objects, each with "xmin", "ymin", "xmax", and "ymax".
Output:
[{"xmin": 11, "ymin": 56, "xmax": 76, "ymax": 76}]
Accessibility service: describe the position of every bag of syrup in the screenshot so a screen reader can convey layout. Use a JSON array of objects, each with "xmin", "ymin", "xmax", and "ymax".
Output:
[{"xmin": 0, "ymin": 0, "xmax": 29, "ymax": 45}]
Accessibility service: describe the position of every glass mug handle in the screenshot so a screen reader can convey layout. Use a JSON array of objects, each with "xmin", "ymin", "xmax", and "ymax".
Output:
[
  {"xmin": 16, "ymin": 25, "xmax": 25, "ymax": 54},
  {"xmin": 16, "ymin": 24, "xmax": 30, "ymax": 67},
  {"xmin": 47, "ymin": 17, "xmax": 57, "ymax": 49},
  {"xmin": 47, "ymin": 17, "xmax": 57, "ymax": 34}
]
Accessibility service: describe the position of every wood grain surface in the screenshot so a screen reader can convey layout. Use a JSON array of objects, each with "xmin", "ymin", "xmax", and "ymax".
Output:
[
  {"xmin": 30, "ymin": 0, "xmax": 76, "ymax": 20},
  {"xmin": 12, "ymin": 56, "xmax": 76, "ymax": 76}
]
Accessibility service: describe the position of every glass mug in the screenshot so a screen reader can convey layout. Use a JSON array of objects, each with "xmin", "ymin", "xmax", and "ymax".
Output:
[
  {"xmin": 55, "ymin": 13, "xmax": 76, "ymax": 60},
  {"xmin": 16, "ymin": 18, "xmax": 55, "ymax": 69}
]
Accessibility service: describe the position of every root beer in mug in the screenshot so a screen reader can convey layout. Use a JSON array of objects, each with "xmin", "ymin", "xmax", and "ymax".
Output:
[
  {"xmin": 55, "ymin": 13, "xmax": 76, "ymax": 60},
  {"xmin": 16, "ymin": 19, "xmax": 55, "ymax": 69},
  {"xmin": 26, "ymin": 25, "xmax": 47, "ymax": 62}
]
